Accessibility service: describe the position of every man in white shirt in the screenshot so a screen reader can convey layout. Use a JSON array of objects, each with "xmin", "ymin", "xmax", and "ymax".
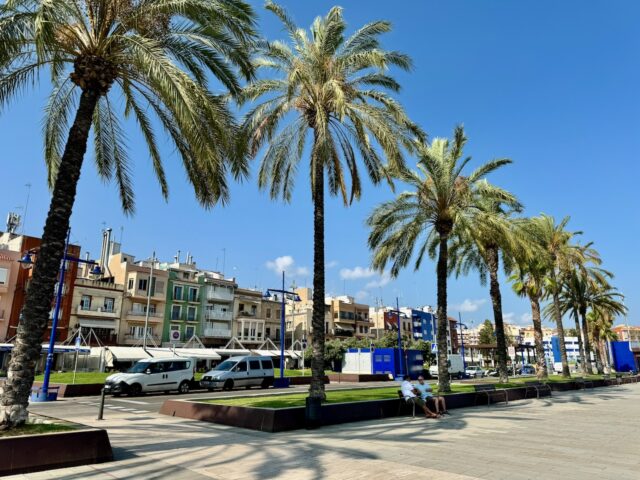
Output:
[
  {"xmin": 400, "ymin": 379, "xmax": 439, "ymax": 418},
  {"xmin": 414, "ymin": 375, "xmax": 449, "ymax": 415}
]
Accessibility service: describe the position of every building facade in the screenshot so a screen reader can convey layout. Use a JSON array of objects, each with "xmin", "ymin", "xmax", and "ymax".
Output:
[
  {"xmin": 160, "ymin": 261, "xmax": 201, "ymax": 345},
  {"xmin": 68, "ymin": 277, "xmax": 123, "ymax": 345},
  {"xmin": 199, "ymin": 271, "xmax": 236, "ymax": 347},
  {"xmin": 327, "ymin": 295, "xmax": 373, "ymax": 339}
]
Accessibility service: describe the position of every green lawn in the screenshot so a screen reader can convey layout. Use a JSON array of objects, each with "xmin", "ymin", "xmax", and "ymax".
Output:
[
  {"xmin": 34, "ymin": 372, "xmax": 111, "ymax": 384},
  {"xmin": 0, "ymin": 423, "xmax": 75, "ymax": 437}
]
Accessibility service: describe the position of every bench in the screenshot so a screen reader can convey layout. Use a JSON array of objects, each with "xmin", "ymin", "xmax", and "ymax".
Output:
[
  {"xmin": 474, "ymin": 384, "xmax": 508, "ymax": 406},
  {"xmin": 603, "ymin": 374, "xmax": 621, "ymax": 387},
  {"xmin": 574, "ymin": 377, "xmax": 594, "ymax": 389},
  {"xmin": 397, "ymin": 390, "xmax": 416, "ymax": 417},
  {"xmin": 625, "ymin": 372, "xmax": 639, "ymax": 384},
  {"xmin": 524, "ymin": 381, "xmax": 552, "ymax": 399}
]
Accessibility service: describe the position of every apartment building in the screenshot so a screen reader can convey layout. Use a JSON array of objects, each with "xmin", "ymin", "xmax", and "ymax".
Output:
[
  {"xmin": 612, "ymin": 325, "xmax": 640, "ymax": 343},
  {"xmin": 233, "ymin": 288, "xmax": 283, "ymax": 345},
  {"xmin": 159, "ymin": 258, "xmax": 201, "ymax": 345},
  {"xmin": 68, "ymin": 277, "xmax": 123, "ymax": 345},
  {"xmin": 199, "ymin": 271, "xmax": 236, "ymax": 347},
  {"xmin": 328, "ymin": 295, "xmax": 373, "ymax": 339},
  {"xmin": 0, "ymin": 247, "xmax": 21, "ymax": 341},
  {"xmin": 283, "ymin": 287, "xmax": 334, "ymax": 344},
  {"xmin": 108, "ymin": 250, "xmax": 168, "ymax": 346}
]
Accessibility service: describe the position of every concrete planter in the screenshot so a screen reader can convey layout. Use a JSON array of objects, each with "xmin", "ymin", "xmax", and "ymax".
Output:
[
  {"xmin": 0, "ymin": 427, "xmax": 113, "ymax": 476},
  {"xmin": 287, "ymin": 376, "xmax": 330, "ymax": 386},
  {"xmin": 32, "ymin": 382, "xmax": 104, "ymax": 398},
  {"xmin": 327, "ymin": 373, "xmax": 391, "ymax": 383}
]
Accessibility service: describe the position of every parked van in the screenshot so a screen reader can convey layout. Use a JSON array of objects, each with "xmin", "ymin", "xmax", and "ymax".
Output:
[
  {"xmin": 104, "ymin": 357, "xmax": 195, "ymax": 396},
  {"xmin": 200, "ymin": 356, "xmax": 274, "ymax": 391},
  {"xmin": 429, "ymin": 354, "xmax": 465, "ymax": 379}
]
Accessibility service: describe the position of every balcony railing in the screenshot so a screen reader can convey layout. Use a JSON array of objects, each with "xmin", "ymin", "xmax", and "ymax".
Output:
[
  {"xmin": 205, "ymin": 289, "xmax": 234, "ymax": 302},
  {"xmin": 124, "ymin": 334, "xmax": 161, "ymax": 342},
  {"xmin": 76, "ymin": 305, "xmax": 118, "ymax": 316},
  {"xmin": 204, "ymin": 310, "xmax": 233, "ymax": 321},
  {"xmin": 127, "ymin": 310, "xmax": 163, "ymax": 319},
  {"xmin": 203, "ymin": 328, "xmax": 232, "ymax": 338}
]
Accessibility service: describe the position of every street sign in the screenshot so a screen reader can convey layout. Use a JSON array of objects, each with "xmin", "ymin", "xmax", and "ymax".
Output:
[
  {"xmin": 431, "ymin": 343, "xmax": 437, "ymax": 353},
  {"xmin": 170, "ymin": 330, "xmax": 180, "ymax": 341},
  {"xmin": 508, "ymin": 346, "xmax": 516, "ymax": 358}
]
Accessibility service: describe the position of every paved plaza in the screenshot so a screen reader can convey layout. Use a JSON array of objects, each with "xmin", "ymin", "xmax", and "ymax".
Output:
[{"xmin": 8, "ymin": 384, "xmax": 640, "ymax": 480}]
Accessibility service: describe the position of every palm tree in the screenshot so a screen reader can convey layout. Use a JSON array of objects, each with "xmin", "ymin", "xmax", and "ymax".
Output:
[
  {"xmin": 367, "ymin": 126, "xmax": 516, "ymax": 392},
  {"xmin": 527, "ymin": 215, "xmax": 586, "ymax": 378},
  {"xmin": 239, "ymin": 2, "xmax": 422, "ymax": 405},
  {"xmin": 587, "ymin": 292, "xmax": 627, "ymax": 373},
  {"xmin": 0, "ymin": 0, "xmax": 256, "ymax": 428},
  {"xmin": 448, "ymin": 200, "xmax": 523, "ymax": 383}
]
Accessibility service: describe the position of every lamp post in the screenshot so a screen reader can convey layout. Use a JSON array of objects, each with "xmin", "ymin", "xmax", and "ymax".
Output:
[
  {"xmin": 265, "ymin": 271, "xmax": 300, "ymax": 388},
  {"xmin": 20, "ymin": 229, "xmax": 102, "ymax": 402},
  {"xmin": 456, "ymin": 315, "xmax": 468, "ymax": 372}
]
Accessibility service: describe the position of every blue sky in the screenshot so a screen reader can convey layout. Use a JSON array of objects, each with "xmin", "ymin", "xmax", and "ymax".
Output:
[{"xmin": 1, "ymin": 1, "xmax": 638, "ymax": 329}]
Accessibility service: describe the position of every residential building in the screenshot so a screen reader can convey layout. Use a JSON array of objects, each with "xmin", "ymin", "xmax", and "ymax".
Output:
[
  {"xmin": 0, "ymin": 246, "xmax": 21, "ymax": 341},
  {"xmin": 284, "ymin": 287, "xmax": 332, "ymax": 345},
  {"xmin": 200, "ymin": 271, "xmax": 236, "ymax": 347},
  {"xmin": 522, "ymin": 335, "xmax": 582, "ymax": 364},
  {"xmin": 68, "ymin": 277, "xmax": 123, "ymax": 345},
  {"xmin": 1, "ymin": 230, "xmax": 80, "ymax": 343},
  {"xmin": 234, "ymin": 287, "xmax": 283, "ymax": 345},
  {"xmin": 108, "ymin": 250, "xmax": 168, "ymax": 346},
  {"xmin": 612, "ymin": 325, "xmax": 640, "ymax": 343},
  {"xmin": 158, "ymin": 258, "xmax": 201, "ymax": 346},
  {"xmin": 402, "ymin": 306, "xmax": 436, "ymax": 342},
  {"xmin": 328, "ymin": 295, "xmax": 373, "ymax": 339}
]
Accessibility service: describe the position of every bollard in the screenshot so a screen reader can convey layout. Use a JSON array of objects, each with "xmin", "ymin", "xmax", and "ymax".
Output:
[{"xmin": 97, "ymin": 388, "xmax": 106, "ymax": 420}]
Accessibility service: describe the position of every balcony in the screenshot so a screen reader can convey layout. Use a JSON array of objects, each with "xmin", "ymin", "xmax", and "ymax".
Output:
[
  {"xmin": 126, "ymin": 310, "xmax": 164, "ymax": 322},
  {"xmin": 127, "ymin": 288, "xmax": 165, "ymax": 300},
  {"xmin": 203, "ymin": 328, "xmax": 232, "ymax": 338},
  {"xmin": 204, "ymin": 310, "xmax": 233, "ymax": 321},
  {"xmin": 123, "ymin": 334, "xmax": 161, "ymax": 344},
  {"xmin": 205, "ymin": 289, "xmax": 234, "ymax": 302},
  {"xmin": 76, "ymin": 305, "xmax": 119, "ymax": 318}
]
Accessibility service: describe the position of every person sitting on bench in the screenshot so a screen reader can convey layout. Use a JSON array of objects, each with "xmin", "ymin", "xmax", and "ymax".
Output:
[
  {"xmin": 415, "ymin": 375, "xmax": 449, "ymax": 415},
  {"xmin": 400, "ymin": 379, "xmax": 439, "ymax": 418}
]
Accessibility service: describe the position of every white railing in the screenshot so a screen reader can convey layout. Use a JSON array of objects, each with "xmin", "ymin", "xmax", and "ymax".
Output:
[
  {"xmin": 76, "ymin": 305, "xmax": 118, "ymax": 316},
  {"xmin": 204, "ymin": 310, "xmax": 233, "ymax": 321},
  {"xmin": 206, "ymin": 289, "xmax": 234, "ymax": 302},
  {"xmin": 203, "ymin": 328, "xmax": 232, "ymax": 338},
  {"xmin": 127, "ymin": 310, "xmax": 163, "ymax": 318}
]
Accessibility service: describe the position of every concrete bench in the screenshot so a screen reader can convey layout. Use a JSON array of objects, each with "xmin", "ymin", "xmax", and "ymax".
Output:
[
  {"xmin": 574, "ymin": 377, "xmax": 594, "ymax": 389},
  {"xmin": 474, "ymin": 384, "xmax": 508, "ymax": 406}
]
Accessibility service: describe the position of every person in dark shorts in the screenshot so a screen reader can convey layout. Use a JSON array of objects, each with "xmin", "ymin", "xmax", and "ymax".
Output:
[
  {"xmin": 400, "ymin": 379, "xmax": 439, "ymax": 418},
  {"xmin": 415, "ymin": 375, "xmax": 449, "ymax": 415}
]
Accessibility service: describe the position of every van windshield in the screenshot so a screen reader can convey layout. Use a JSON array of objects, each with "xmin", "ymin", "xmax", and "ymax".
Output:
[
  {"xmin": 128, "ymin": 362, "xmax": 152, "ymax": 373},
  {"xmin": 213, "ymin": 360, "xmax": 236, "ymax": 371}
]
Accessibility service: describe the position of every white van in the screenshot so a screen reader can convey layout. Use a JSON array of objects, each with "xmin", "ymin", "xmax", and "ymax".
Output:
[
  {"xmin": 200, "ymin": 356, "xmax": 274, "ymax": 391},
  {"xmin": 104, "ymin": 357, "xmax": 195, "ymax": 396},
  {"xmin": 429, "ymin": 354, "xmax": 465, "ymax": 379}
]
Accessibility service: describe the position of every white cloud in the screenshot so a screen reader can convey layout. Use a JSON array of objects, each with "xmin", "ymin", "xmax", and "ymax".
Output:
[
  {"xmin": 503, "ymin": 312, "xmax": 515, "ymax": 323},
  {"xmin": 265, "ymin": 255, "xmax": 309, "ymax": 277},
  {"xmin": 326, "ymin": 260, "xmax": 339, "ymax": 269},
  {"xmin": 340, "ymin": 266, "xmax": 377, "ymax": 280},
  {"xmin": 365, "ymin": 272, "xmax": 391, "ymax": 289},
  {"xmin": 452, "ymin": 299, "xmax": 487, "ymax": 313},
  {"xmin": 518, "ymin": 313, "xmax": 533, "ymax": 325},
  {"xmin": 355, "ymin": 290, "xmax": 369, "ymax": 301}
]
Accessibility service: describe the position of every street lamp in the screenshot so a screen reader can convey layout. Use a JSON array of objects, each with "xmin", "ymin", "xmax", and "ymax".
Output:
[
  {"xmin": 20, "ymin": 229, "xmax": 102, "ymax": 402},
  {"xmin": 265, "ymin": 271, "xmax": 300, "ymax": 388},
  {"xmin": 456, "ymin": 314, "xmax": 468, "ymax": 372}
]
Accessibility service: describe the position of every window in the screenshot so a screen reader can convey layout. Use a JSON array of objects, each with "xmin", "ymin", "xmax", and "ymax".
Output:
[
  {"xmin": 185, "ymin": 326, "xmax": 195, "ymax": 338},
  {"xmin": 276, "ymin": 309, "xmax": 281, "ymax": 319},
  {"xmin": 276, "ymin": 328, "xmax": 280, "ymax": 339},
  {"xmin": 243, "ymin": 327, "xmax": 249, "ymax": 337},
  {"xmin": 103, "ymin": 297, "xmax": 115, "ymax": 312},
  {"xmin": 261, "ymin": 359, "xmax": 273, "ymax": 369},
  {"xmin": 234, "ymin": 361, "xmax": 247, "ymax": 372},
  {"xmin": 251, "ymin": 305, "xmax": 257, "ymax": 316},
  {"xmin": 249, "ymin": 360, "xmax": 261, "ymax": 370},
  {"xmin": 80, "ymin": 295, "xmax": 91, "ymax": 310},
  {"xmin": 0, "ymin": 267, "xmax": 8, "ymax": 285},
  {"xmin": 128, "ymin": 278, "xmax": 134, "ymax": 290},
  {"xmin": 171, "ymin": 305, "xmax": 182, "ymax": 320},
  {"xmin": 265, "ymin": 327, "xmax": 271, "ymax": 338},
  {"xmin": 266, "ymin": 308, "xmax": 271, "ymax": 319},
  {"xmin": 138, "ymin": 278, "xmax": 148, "ymax": 291},
  {"xmin": 239, "ymin": 303, "xmax": 245, "ymax": 312},
  {"xmin": 189, "ymin": 287, "xmax": 198, "ymax": 302},
  {"xmin": 187, "ymin": 306, "xmax": 197, "ymax": 321},
  {"xmin": 173, "ymin": 285, "xmax": 183, "ymax": 301},
  {"xmin": 154, "ymin": 280, "xmax": 164, "ymax": 294},
  {"xmin": 183, "ymin": 272, "xmax": 190, "ymax": 279}
]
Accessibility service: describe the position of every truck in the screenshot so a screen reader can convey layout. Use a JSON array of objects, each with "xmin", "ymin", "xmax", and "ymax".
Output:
[{"xmin": 429, "ymin": 354, "xmax": 465, "ymax": 379}]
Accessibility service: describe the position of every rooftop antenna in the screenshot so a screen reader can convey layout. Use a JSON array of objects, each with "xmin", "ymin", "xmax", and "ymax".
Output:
[
  {"xmin": 119, "ymin": 225, "xmax": 124, "ymax": 246},
  {"xmin": 222, "ymin": 248, "xmax": 226, "ymax": 276},
  {"xmin": 21, "ymin": 183, "xmax": 31, "ymax": 235}
]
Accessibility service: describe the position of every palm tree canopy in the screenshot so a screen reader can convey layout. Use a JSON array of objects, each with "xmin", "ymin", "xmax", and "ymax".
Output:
[
  {"xmin": 367, "ymin": 125, "xmax": 517, "ymax": 277},
  {"xmin": 239, "ymin": 1, "xmax": 424, "ymax": 204},
  {"xmin": 0, "ymin": 0, "xmax": 257, "ymax": 211}
]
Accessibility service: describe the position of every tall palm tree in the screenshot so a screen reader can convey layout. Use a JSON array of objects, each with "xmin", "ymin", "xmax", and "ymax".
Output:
[
  {"xmin": 527, "ymin": 215, "xmax": 586, "ymax": 378},
  {"xmin": 587, "ymin": 292, "xmax": 627, "ymax": 373},
  {"xmin": 367, "ymin": 126, "xmax": 516, "ymax": 392},
  {"xmin": 239, "ymin": 2, "xmax": 422, "ymax": 405},
  {"xmin": 448, "ymin": 200, "xmax": 523, "ymax": 383},
  {"xmin": 0, "ymin": 0, "xmax": 256, "ymax": 429}
]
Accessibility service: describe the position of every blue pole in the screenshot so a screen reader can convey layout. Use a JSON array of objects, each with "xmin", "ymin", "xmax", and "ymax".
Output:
[
  {"xmin": 280, "ymin": 270, "xmax": 285, "ymax": 379},
  {"xmin": 42, "ymin": 228, "xmax": 70, "ymax": 397},
  {"xmin": 458, "ymin": 313, "xmax": 466, "ymax": 371},
  {"xmin": 396, "ymin": 297, "xmax": 403, "ymax": 378}
]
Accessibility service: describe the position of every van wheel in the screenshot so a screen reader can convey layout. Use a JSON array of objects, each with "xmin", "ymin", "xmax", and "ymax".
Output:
[
  {"xmin": 223, "ymin": 379, "xmax": 234, "ymax": 391},
  {"xmin": 207, "ymin": 388, "xmax": 214, "ymax": 392},
  {"xmin": 261, "ymin": 379, "xmax": 271, "ymax": 389},
  {"xmin": 245, "ymin": 385, "xmax": 251, "ymax": 390},
  {"xmin": 178, "ymin": 381, "xmax": 190, "ymax": 394},
  {"xmin": 113, "ymin": 393, "xmax": 121, "ymax": 397},
  {"xmin": 129, "ymin": 384, "xmax": 142, "ymax": 396}
]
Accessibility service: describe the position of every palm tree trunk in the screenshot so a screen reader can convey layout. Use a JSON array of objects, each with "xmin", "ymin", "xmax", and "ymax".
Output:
[
  {"xmin": 436, "ymin": 231, "xmax": 451, "ymax": 393},
  {"xmin": 308, "ymin": 135, "xmax": 326, "ymax": 402},
  {"xmin": 579, "ymin": 309, "xmax": 593, "ymax": 374},
  {"xmin": 0, "ymin": 89, "xmax": 99, "ymax": 429},
  {"xmin": 487, "ymin": 247, "xmax": 509, "ymax": 383},
  {"xmin": 529, "ymin": 294, "xmax": 548, "ymax": 379},
  {"xmin": 573, "ymin": 312, "xmax": 587, "ymax": 374},
  {"xmin": 551, "ymin": 282, "xmax": 571, "ymax": 378},
  {"xmin": 592, "ymin": 329, "xmax": 604, "ymax": 374}
]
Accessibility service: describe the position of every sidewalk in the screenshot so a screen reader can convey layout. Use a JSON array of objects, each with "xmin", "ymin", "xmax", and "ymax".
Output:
[{"xmin": 9, "ymin": 385, "xmax": 640, "ymax": 480}]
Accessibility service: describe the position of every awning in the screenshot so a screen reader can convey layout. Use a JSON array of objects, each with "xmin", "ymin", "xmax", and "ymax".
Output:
[
  {"xmin": 251, "ymin": 349, "xmax": 302, "ymax": 359},
  {"xmin": 78, "ymin": 319, "xmax": 117, "ymax": 329},
  {"xmin": 334, "ymin": 323, "xmax": 355, "ymax": 331},
  {"xmin": 148, "ymin": 347, "xmax": 221, "ymax": 360},
  {"xmin": 0, "ymin": 343, "xmax": 90, "ymax": 354},
  {"xmin": 213, "ymin": 348, "xmax": 251, "ymax": 356}
]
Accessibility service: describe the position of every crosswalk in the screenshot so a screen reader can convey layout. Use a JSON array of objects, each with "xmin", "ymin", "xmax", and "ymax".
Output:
[{"xmin": 76, "ymin": 399, "xmax": 150, "ymax": 415}]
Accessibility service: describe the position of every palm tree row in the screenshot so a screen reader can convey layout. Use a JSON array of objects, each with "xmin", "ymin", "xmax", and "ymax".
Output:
[{"xmin": 0, "ymin": 1, "xmax": 627, "ymax": 429}]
